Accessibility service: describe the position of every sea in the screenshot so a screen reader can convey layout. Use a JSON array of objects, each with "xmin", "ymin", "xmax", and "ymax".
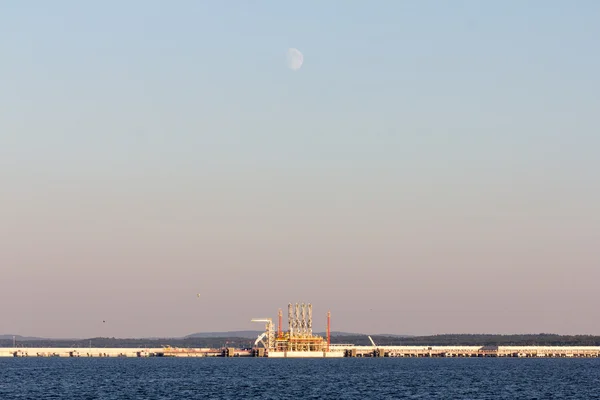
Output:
[{"xmin": 1, "ymin": 358, "xmax": 599, "ymax": 399}]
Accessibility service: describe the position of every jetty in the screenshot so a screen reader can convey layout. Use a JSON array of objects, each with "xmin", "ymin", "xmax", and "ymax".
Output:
[{"xmin": 2, "ymin": 345, "xmax": 600, "ymax": 358}]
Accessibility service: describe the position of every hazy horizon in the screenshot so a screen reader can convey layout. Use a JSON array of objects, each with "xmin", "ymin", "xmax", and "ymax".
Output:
[{"xmin": 2, "ymin": 1, "xmax": 599, "ymax": 338}]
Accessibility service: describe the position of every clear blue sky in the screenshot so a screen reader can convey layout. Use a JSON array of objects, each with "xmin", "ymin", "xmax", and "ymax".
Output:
[{"xmin": 1, "ymin": 1, "xmax": 599, "ymax": 338}]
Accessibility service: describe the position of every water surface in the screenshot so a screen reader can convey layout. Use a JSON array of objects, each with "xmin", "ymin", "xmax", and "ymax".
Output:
[{"xmin": 1, "ymin": 358, "xmax": 599, "ymax": 399}]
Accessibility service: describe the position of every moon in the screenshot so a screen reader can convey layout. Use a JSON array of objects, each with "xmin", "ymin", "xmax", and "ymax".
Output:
[{"xmin": 286, "ymin": 48, "xmax": 303, "ymax": 71}]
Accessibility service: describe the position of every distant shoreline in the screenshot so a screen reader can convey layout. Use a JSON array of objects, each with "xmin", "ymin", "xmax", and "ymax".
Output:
[{"xmin": 3, "ymin": 333, "xmax": 600, "ymax": 348}]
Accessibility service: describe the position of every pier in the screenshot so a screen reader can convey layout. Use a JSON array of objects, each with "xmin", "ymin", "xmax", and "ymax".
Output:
[
  {"xmin": 0, "ymin": 347, "xmax": 252, "ymax": 358},
  {"xmin": 2, "ymin": 345, "xmax": 600, "ymax": 358},
  {"xmin": 336, "ymin": 345, "xmax": 600, "ymax": 358}
]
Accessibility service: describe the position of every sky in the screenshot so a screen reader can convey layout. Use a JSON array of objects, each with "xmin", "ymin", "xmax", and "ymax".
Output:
[{"xmin": 1, "ymin": 1, "xmax": 599, "ymax": 338}]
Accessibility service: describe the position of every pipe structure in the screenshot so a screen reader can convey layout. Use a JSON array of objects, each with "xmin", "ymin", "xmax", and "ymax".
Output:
[
  {"xmin": 308, "ymin": 303, "xmax": 313, "ymax": 337},
  {"xmin": 327, "ymin": 311, "xmax": 331, "ymax": 352},
  {"xmin": 294, "ymin": 303, "xmax": 301, "ymax": 337},
  {"xmin": 278, "ymin": 309, "xmax": 282, "ymax": 338},
  {"xmin": 301, "ymin": 303, "xmax": 307, "ymax": 336},
  {"xmin": 288, "ymin": 303, "xmax": 293, "ymax": 337}
]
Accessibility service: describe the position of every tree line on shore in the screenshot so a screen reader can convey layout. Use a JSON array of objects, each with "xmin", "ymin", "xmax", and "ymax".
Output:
[
  {"xmin": 3, "ymin": 334, "xmax": 600, "ymax": 348},
  {"xmin": 0, "ymin": 337, "xmax": 255, "ymax": 349},
  {"xmin": 349, "ymin": 334, "xmax": 600, "ymax": 347}
]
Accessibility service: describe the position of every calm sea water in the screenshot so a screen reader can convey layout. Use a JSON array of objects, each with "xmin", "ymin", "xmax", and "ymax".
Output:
[{"xmin": 1, "ymin": 358, "xmax": 599, "ymax": 399}]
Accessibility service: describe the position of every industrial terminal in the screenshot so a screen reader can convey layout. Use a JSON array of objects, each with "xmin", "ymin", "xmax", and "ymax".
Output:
[
  {"xmin": 2, "ymin": 303, "xmax": 600, "ymax": 358},
  {"xmin": 249, "ymin": 302, "xmax": 339, "ymax": 358}
]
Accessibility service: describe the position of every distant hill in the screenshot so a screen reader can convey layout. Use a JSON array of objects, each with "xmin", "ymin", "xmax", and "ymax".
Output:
[
  {"xmin": 330, "ymin": 334, "xmax": 600, "ymax": 347},
  {"xmin": 4, "ymin": 333, "xmax": 600, "ymax": 348},
  {"xmin": 184, "ymin": 330, "xmax": 397, "ymax": 338},
  {"xmin": 375, "ymin": 334, "xmax": 415, "ymax": 338},
  {"xmin": 1, "ymin": 331, "xmax": 414, "ymax": 341},
  {"xmin": 313, "ymin": 331, "xmax": 411, "ymax": 337},
  {"xmin": 0, "ymin": 334, "xmax": 47, "ymax": 341},
  {"xmin": 185, "ymin": 331, "xmax": 263, "ymax": 339}
]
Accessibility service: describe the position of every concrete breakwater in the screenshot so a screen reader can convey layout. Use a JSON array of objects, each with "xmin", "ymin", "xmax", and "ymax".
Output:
[
  {"xmin": 337, "ymin": 345, "xmax": 600, "ymax": 358},
  {"xmin": 0, "ymin": 347, "xmax": 246, "ymax": 358},
  {"xmin": 3, "ymin": 346, "xmax": 600, "ymax": 358}
]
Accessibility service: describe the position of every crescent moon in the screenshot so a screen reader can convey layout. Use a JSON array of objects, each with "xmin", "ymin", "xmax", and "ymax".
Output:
[{"xmin": 286, "ymin": 48, "xmax": 304, "ymax": 71}]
